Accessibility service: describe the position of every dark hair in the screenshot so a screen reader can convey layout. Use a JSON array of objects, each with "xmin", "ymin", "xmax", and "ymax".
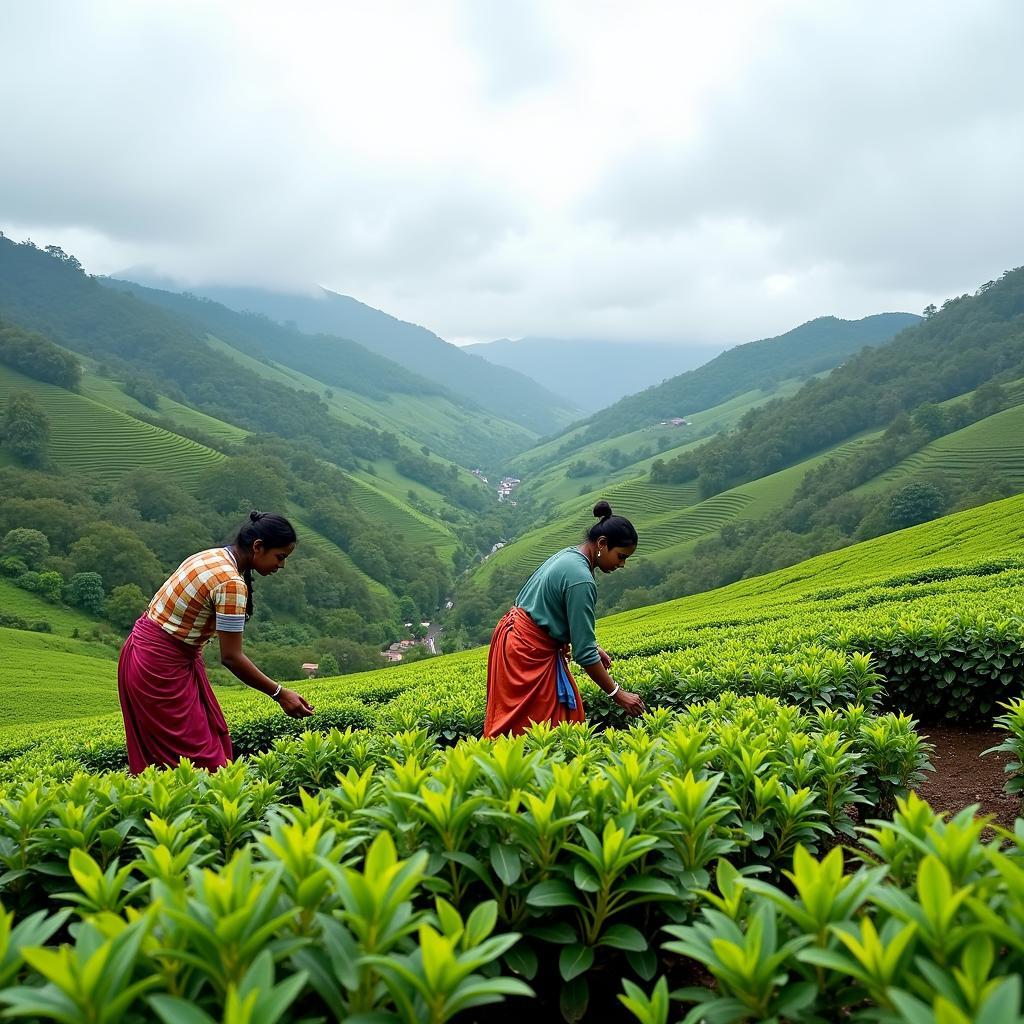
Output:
[
  {"xmin": 586, "ymin": 500, "xmax": 638, "ymax": 548},
  {"xmin": 233, "ymin": 510, "xmax": 297, "ymax": 619}
]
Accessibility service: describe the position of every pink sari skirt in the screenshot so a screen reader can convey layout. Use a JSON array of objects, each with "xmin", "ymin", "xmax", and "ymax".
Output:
[{"xmin": 117, "ymin": 615, "xmax": 232, "ymax": 774}]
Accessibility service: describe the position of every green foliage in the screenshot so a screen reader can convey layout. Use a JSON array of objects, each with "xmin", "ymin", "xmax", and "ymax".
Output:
[
  {"xmin": 103, "ymin": 584, "xmax": 148, "ymax": 631},
  {"xmin": 621, "ymin": 801, "xmax": 1024, "ymax": 1024},
  {"xmin": 0, "ymin": 529, "xmax": 49, "ymax": 569},
  {"xmin": 2, "ymin": 391, "xmax": 49, "ymax": 466},
  {"xmin": 889, "ymin": 481, "xmax": 947, "ymax": 528},
  {"xmin": 0, "ymin": 706, "xmax": 935, "ymax": 1019},
  {"xmin": 65, "ymin": 572, "xmax": 106, "ymax": 615},
  {"xmin": 0, "ymin": 317, "xmax": 80, "ymax": 390}
]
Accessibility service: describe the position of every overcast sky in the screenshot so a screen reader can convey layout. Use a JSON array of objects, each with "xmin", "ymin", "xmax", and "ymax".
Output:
[{"xmin": 1, "ymin": 1, "xmax": 1021, "ymax": 346}]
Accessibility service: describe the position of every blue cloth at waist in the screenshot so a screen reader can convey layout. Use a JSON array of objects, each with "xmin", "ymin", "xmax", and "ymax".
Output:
[{"xmin": 555, "ymin": 655, "xmax": 577, "ymax": 711}]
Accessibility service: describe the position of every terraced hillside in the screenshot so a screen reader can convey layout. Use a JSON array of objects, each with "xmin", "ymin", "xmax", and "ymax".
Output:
[
  {"xmin": 0, "ymin": 363, "xmax": 225, "ymax": 487},
  {"xmin": 513, "ymin": 378, "xmax": 811, "ymax": 508},
  {"xmin": 862, "ymin": 402, "xmax": 1024, "ymax": 493},
  {"xmin": 342, "ymin": 474, "xmax": 459, "ymax": 561},
  {"xmin": 79, "ymin": 369, "xmax": 248, "ymax": 447}
]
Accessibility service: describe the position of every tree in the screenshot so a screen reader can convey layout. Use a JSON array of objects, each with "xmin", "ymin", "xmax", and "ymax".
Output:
[
  {"xmin": 888, "ymin": 482, "xmax": 946, "ymax": 529},
  {"xmin": 69, "ymin": 523, "xmax": 164, "ymax": 591},
  {"xmin": 2, "ymin": 392, "xmax": 50, "ymax": 466},
  {"xmin": 36, "ymin": 570, "xmax": 65, "ymax": 603},
  {"xmin": 115, "ymin": 469, "xmax": 197, "ymax": 523},
  {"xmin": 911, "ymin": 403, "xmax": 948, "ymax": 440},
  {"xmin": 66, "ymin": 572, "xmax": 106, "ymax": 614},
  {"xmin": 317, "ymin": 652, "xmax": 340, "ymax": 677},
  {"xmin": 200, "ymin": 456, "xmax": 290, "ymax": 516},
  {"xmin": 0, "ymin": 527, "xmax": 49, "ymax": 568},
  {"xmin": 104, "ymin": 583, "xmax": 149, "ymax": 630},
  {"xmin": 123, "ymin": 375, "xmax": 160, "ymax": 409}
]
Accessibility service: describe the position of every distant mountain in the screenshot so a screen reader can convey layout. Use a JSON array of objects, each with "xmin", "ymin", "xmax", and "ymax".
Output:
[
  {"xmin": 101, "ymin": 278, "xmax": 535, "ymax": 464},
  {"xmin": 463, "ymin": 337, "xmax": 725, "ymax": 412},
  {"xmin": 120, "ymin": 276, "xmax": 582, "ymax": 436},
  {"xmin": 571, "ymin": 313, "xmax": 922, "ymax": 445}
]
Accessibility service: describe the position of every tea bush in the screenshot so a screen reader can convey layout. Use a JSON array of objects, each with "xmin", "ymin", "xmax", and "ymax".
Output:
[
  {"xmin": 620, "ymin": 795, "xmax": 1024, "ymax": 1024},
  {"xmin": 0, "ymin": 700, "xmax": 932, "ymax": 1020}
]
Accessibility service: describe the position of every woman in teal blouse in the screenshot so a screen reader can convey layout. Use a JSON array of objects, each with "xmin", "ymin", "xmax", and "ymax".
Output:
[{"xmin": 484, "ymin": 500, "xmax": 646, "ymax": 736}]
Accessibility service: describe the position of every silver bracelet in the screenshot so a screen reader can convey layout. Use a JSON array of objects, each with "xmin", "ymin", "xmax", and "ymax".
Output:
[
  {"xmin": 271, "ymin": 682, "xmax": 283, "ymax": 699},
  {"xmin": 608, "ymin": 681, "xmax": 620, "ymax": 698}
]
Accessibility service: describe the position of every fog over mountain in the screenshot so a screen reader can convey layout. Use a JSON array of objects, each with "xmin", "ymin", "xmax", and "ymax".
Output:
[
  {"xmin": 465, "ymin": 338, "xmax": 726, "ymax": 411},
  {"xmin": 1, "ymin": 2, "xmax": 1021, "ymax": 348}
]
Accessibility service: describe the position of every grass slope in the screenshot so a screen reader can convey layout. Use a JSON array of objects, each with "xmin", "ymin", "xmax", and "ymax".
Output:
[
  {"xmin": 0, "ymin": 577, "xmax": 106, "ymax": 636},
  {"xmin": 0, "ymin": 627, "xmax": 119, "ymax": 727}
]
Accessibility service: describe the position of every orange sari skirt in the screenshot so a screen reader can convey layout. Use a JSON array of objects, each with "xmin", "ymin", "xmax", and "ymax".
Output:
[{"xmin": 484, "ymin": 606, "xmax": 585, "ymax": 738}]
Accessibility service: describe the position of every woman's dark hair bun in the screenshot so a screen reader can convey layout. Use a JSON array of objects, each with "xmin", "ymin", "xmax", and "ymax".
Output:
[
  {"xmin": 593, "ymin": 500, "xmax": 613, "ymax": 520},
  {"xmin": 249, "ymin": 509, "xmax": 263, "ymax": 523}
]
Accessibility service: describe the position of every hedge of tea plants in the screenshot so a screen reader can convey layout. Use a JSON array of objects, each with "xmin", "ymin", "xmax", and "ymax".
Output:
[
  {"xmin": 1, "ymin": 558, "xmax": 1019, "ymax": 778},
  {"xmin": 0, "ymin": 698, "xmax": 933, "ymax": 1022},
  {"xmin": 619, "ymin": 793, "xmax": 1024, "ymax": 1024}
]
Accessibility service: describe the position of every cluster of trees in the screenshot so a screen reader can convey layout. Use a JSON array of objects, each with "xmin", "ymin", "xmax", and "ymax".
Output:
[
  {"xmin": 0, "ymin": 430, "xmax": 458, "ymax": 678},
  {"xmin": 393, "ymin": 451, "xmax": 492, "ymax": 513},
  {"xmin": 0, "ymin": 317, "xmax": 81, "ymax": 389},
  {"xmin": 1, "ymin": 526, "xmax": 149, "ymax": 631},
  {"xmin": 652, "ymin": 271, "xmax": 1024, "ymax": 494}
]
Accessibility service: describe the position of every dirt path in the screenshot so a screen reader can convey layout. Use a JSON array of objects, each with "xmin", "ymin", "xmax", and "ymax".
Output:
[{"xmin": 914, "ymin": 725, "xmax": 1019, "ymax": 831}]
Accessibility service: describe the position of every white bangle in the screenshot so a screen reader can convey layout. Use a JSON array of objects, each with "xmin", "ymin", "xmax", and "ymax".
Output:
[
  {"xmin": 608, "ymin": 681, "xmax": 620, "ymax": 698},
  {"xmin": 271, "ymin": 683, "xmax": 283, "ymax": 699}
]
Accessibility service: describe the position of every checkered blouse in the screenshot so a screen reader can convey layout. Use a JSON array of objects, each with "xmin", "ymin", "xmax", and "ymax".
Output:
[{"xmin": 146, "ymin": 547, "xmax": 248, "ymax": 646}]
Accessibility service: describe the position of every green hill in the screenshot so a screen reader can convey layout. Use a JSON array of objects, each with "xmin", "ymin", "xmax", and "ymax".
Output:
[
  {"xmin": 511, "ymin": 377, "xmax": 813, "ymax": 508},
  {"xmin": 104, "ymin": 279, "xmax": 537, "ymax": 466},
  {"xmin": 123, "ymin": 277, "xmax": 582, "ymax": 437},
  {"xmin": 564, "ymin": 312, "xmax": 919, "ymax": 446},
  {"xmin": 652, "ymin": 268, "xmax": 1024, "ymax": 495}
]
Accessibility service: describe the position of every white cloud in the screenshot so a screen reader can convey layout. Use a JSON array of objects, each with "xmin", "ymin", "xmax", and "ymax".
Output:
[{"xmin": 0, "ymin": 0, "xmax": 1020, "ymax": 345}]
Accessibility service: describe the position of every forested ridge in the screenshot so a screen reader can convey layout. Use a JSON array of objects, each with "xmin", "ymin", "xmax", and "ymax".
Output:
[
  {"xmin": 567, "ymin": 312, "xmax": 919, "ymax": 448},
  {"xmin": 653, "ymin": 269, "xmax": 1024, "ymax": 494},
  {"xmin": 0, "ymin": 239, "xmax": 526, "ymax": 675}
]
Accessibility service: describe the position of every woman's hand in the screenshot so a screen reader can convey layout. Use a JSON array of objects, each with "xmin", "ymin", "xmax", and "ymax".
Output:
[
  {"xmin": 277, "ymin": 688, "xmax": 315, "ymax": 718},
  {"xmin": 614, "ymin": 688, "xmax": 646, "ymax": 717},
  {"xmin": 598, "ymin": 646, "xmax": 613, "ymax": 669}
]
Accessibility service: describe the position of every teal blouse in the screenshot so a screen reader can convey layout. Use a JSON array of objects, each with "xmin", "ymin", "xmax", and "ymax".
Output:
[{"xmin": 515, "ymin": 546, "xmax": 600, "ymax": 667}]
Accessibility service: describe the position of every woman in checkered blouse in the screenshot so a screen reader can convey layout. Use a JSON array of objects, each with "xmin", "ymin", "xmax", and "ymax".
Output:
[{"xmin": 117, "ymin": 511, "xmax": 314, "ymax": 773}]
